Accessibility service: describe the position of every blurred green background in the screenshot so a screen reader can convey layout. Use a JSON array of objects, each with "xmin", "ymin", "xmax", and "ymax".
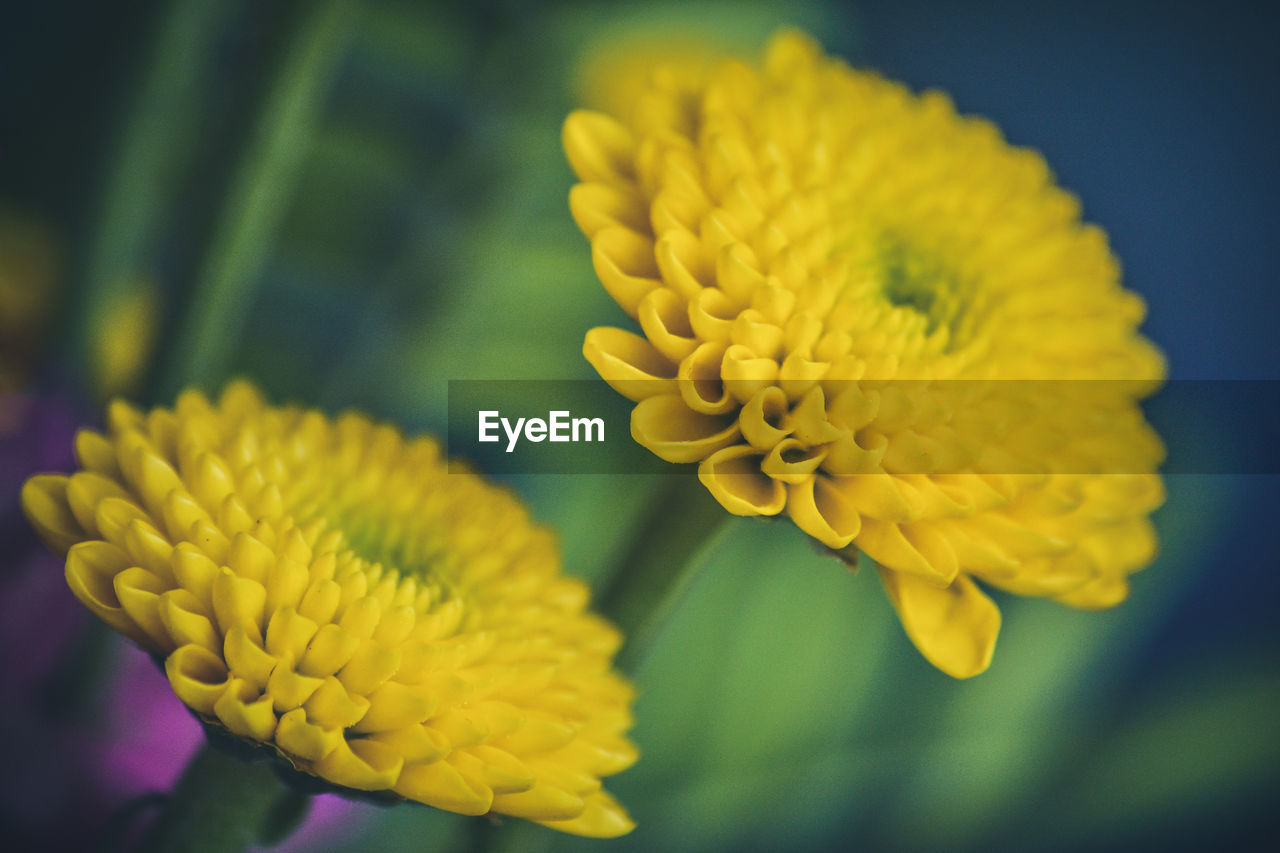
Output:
[{"xmin": 1, "ymin": 0, "xmax": 1277, "ymax": 850}]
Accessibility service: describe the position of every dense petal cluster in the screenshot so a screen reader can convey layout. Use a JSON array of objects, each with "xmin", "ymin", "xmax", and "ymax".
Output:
[
  {"xmin": 22, "ymin": 382, "xmax": 636, "ymax": 837},
  {"xmin": 564, "ymin": 31, "xmax": 1165, "ymax": 677}
]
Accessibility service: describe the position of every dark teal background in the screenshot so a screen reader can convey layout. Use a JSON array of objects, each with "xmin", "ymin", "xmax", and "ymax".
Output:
[{"xmin": 1, "ymin": 1, "xmax": 1277, "ymax": 850}]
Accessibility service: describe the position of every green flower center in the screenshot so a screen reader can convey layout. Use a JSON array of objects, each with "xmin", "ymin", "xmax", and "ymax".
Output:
[{"xmin": 865, "ymin": 232, "xmax": 984, "ymax": 353}]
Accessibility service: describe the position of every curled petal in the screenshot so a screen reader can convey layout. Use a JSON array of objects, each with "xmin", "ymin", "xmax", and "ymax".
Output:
[
  {"xmin": 655, "ymin": 230, "xmax": 709, "ymax": 300},
  {"xmin": 822, "ymin": 432, "xmax": 887, "ymax": 475},
  {"xmin": 215, "ymin": 677, "xmax": 278, "ymax": 741},
  {"xmin": 637, "ymin": 287, "xmax": 698, "ymax": 363},
  {"xmin": 677, "ymin": 341, "xmax": 734, "ymax": 415},
  {"xmin": 583, "ymin": 327, "xmax": 676, "ymax": 401},
  {"xmin": 856, "ymin": 518, "xmax": 958, "ymax": 585},
  {"xmin": 787, "ymin": 476, "xmax": 862, "ymax": 548},
  {"xmin": 698, "ymin": 445, "xmax": 787, "ymax": 516},
  {"xmin": 115, "ymin": 567, "xmax": 172, "ymax": 649},
  {"xmin": 591, "ymin": 227, "xmax": 662, "ymax": 317},
  {"xmin": 314, "ymin": 738, "xmax": 405, "ymax": 793},
  {"xmin": 21, "ymin": 474, "xmax": 82, "ymax": 555},
  {"xmin": 761, "ymin": 438, "xmax": 827, "ymax": 484},
  {"xmin": 721, "ymin": 344, "xmax": 778, "ymax": 404},
  {"xmin": 563, "ymin": 110, "xmax": 637, "ymax": 186},
  {"xmin": 730, "ymin": 309, "xmax": 785, "ymax": 360},
  {"xmin": 276, "ymin": 708, "xmax": 343, "ymax": 762},
  {"xmin": 569, "ymin": 182, "xmax": 649, "ymax": 239},
  {"xmin": 738, "ymin": 386, "xmax": 792, "ymax": 450},
  {"xmin": 787, "ymin": 386, "xmax": 845, "ymax": 445},
  {"xmin": 165, "ymin": 644, "xmax": 231, "ymax": 714},
  {"xmin": 716, "ymin": 241, "xmax": 765, "ymax": 304},
  {"xmin": 689, "ymin": 287, "xmax": 739, "ymax": 343},
  {"xmin": 778, "ymin": 351, "xmax": 828, "ymax": 400},
  {"xmin": 630, "ymin": 394, "xmax": 739, "ymax": 463}
]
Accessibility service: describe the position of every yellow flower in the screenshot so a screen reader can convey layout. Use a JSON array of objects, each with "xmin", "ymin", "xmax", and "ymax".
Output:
[
  {"xmin": 564, "ymin": 31, "xmax": 1165, "ymax": 678},
  {"xmin": 21, "ymin": 381, "xmax": 637, "ymax": 837}
]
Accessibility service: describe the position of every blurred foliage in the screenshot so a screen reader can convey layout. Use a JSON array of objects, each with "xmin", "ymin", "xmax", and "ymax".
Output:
[{"xmin": 1, "ymin": 0, "xmax": 1277, "ymax": 850}]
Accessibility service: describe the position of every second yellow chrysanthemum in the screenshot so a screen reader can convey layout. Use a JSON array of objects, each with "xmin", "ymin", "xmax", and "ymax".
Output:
[
  {"xmin": 564, "ymin": 30, "xmax": 1164, "ymax": 677},
  {"xmin": 22, "ymin": 381, "xmax": 636, "ymax": 837}
]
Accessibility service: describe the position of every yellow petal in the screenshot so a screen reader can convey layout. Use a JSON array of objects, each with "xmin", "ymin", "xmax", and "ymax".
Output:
[
  {"xmin": 74, "ymin": 429, "xmax": 119, "ymax": 476},
  {"xmin": 350, "ymin": 681, "xmax": 437, "ymax": 733},
  {"xmin": 124, "ymin": 518, "xmax": 175, "ymax": 583},
  {"xmin": 313, "ymin": 738, "xmax": 404, "ymax": 792},
  {"xmin": 630, "ymin": 394, "xmax": 739, "ymax": 463},
  {"xmin": 761, "ymin": 439, "xmax": 827, "ymax": 484},
  {"xmin": 115, "ymin": 567, "xmax": 172, "ymax": 649},
  {"xmin": 394, "ymin": 759, "xmax": 493, "ymax": 816},
  {"xmin": 738, "ymin": 386, "xmax": 792, "ymax": 450},
  {"xmin": 721, "ymin": 344, "xmax": 778, "ymax": 404},
  {"xmin": 537, "ymin": 790, "xmax": 635, "ymax": 838},
  {"xmin": 698, "ymin": 445, "xmax": 786, "ymax": 516},
  {"xmin": 467, "ymin": 745, "xmax": 536, "ymax": 794},
  {"xmin": 298, "ymin": 623, "xmax": 360, "ymax": 678},
  {"xmin": 266, "ymin": 661, "xmax": 325, "ymax": 712},
  {"xmin": 583, "ymin": 327, "xmax": 676, "ymax": 401},
  {"xmin": 878, "ymin": 568, "xmax": 1001, "ymax": 678},
  {"xmin": 65, "ymin": 541, "xmax": 149, "ymax": 644},
  {"xmin": 275, "ymin": 708, "xmax": 342, "ymax": 762},
  {"xmin": 298, "ymin": 579, "xmax": 342, "ymax": 628},
  {"xmin": 654, "ymin": 230, "xmax": 708, "ymax": 300},
  {"xmin": 364, "ymin": 725, "xmax": 450, "ymax": 764},
  {"xmin": 592, "ymin": 227, "xmax": 662, "ymax": 317},
  {"xmin": 563, "ymin": 110, "xmax": 637, "ymax": 186},
  {"xmin": 856, "ymin": 518, "xmax": 956, "ymax": 584},
  {"xmin": 159, "ymin": 589, "xmax": 220, "ymax": 654},
  {"xmin": 165, "ymin": 644, "xmax": 230, "ymax": 713},
  {"xmin": 211, "ymin": 567, "xmax": 267, "ymax": 637},
  {"xmin": 21, "ymin": 474, "xmax": 82, "ymax": 555},
  {"xmin": 266, "ymin": 606, "xmax": 319, "ymax": 663},
  {"xmin": 787, "ymin": 476, "xmax": 861, "ymax": 549},
  {"xmin": 496, "ymin": 711, "xmax": 576, "ymax": 756},
  {"xmin": 637, "ymin": 287, "xmax": 698, "ymax": 363},
  {"xmin": 569, "ymin": 182, "xmax": 649, "ymax": 239},
  {"xmin": 65, "ymin": 471, "xmax": 130, "ymax": 537},
  {"xmin": 337, "ymin": 640, "xmax": 401, "ymax": 696},
  {"xmin": 1055, "ymin": 575, "xmax": 1129, "ymax": 609},
  {"xmin": 227, "ymin": 531, "xmax": 275, "ymax": 585},
  {"xmin": 688, "ymin": 287, "xmax": 740, "ymax": 343},
  {"xmin": 677, "ymin": 341, "xmax": 735, "ymax": 414},
  {"xmin": 214, "ymin": 677, "xmax": 277, "ymax": 741},
  {"xmin": 304, "ymin": 676, "xmax": 371, "ymax": 729},
  {"xmin": 223, "ymin": 622, "xmax": 277, "ymax": 687},
  {"xmin": 491, "ymin": 784, "xmax": 585, "ymax": 822}
]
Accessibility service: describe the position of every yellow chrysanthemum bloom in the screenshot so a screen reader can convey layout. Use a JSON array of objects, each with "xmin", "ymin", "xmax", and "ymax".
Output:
[
  {"xmin": 21, "ymin": 381, "xmax": 637, "ymax": 837},
  {"xmin": 564, "ymin": 31, "xmax": 1165, "ymax": 677}
]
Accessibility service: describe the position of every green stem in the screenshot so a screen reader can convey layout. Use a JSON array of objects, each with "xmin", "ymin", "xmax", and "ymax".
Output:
[
  {"xmin": 599, "ymin": 475, "xmax": 734, "ymax": 673},
  {"xmin": 157, "ymin": 0, "xmax": 359, "ymax": 397},
  {"xmin": 73, "ymin": 0, "xmax": 229, "ymax": 400},
  {"xmin": 137, "ymin": 741, "xmax": 307, "ymax": 853}
]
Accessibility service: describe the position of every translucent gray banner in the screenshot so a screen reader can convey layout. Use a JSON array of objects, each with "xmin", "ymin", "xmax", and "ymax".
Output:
[{"xmin": 446, "ymin": 380, "xmax": 1278, "ymax": 475}]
